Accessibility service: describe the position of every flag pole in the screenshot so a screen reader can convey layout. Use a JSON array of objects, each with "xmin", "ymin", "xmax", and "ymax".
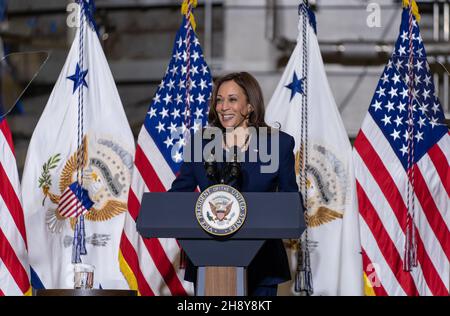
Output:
[
  {"xmin": 178, "ymin": 0, "xmax": 198, "ymax": 270},
  {"xmin": 295, "ymin": 0, "xmax": 313, "ymax": 296},
  {"xmin": 72, "ymin": 0, "xmax": 87, "ymax": 264},
  {"xmin": 403, "ymin": 0, "xmax": 419, "ymax": 272},
  {"xmin": 182, "ymin": 0, "xmax": 196, "ymax": 133},
  {"xmin": 72, "ymin": 0, "xmax": 99, "ymax": 264}
]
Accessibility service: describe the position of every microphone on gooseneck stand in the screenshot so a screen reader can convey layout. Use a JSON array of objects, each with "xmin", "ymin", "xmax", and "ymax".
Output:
[
  {"xmin": 205, "ymin": 151, "xmax": 218, "ymax": 183},
  {"xmin": 228, "ymin": 146, "xmax": 241, "ymax": 180},
  {"xmin": 222, "ymin": 145, "xmax": 241, "ymax": 187},
  {"xmin": 204, "ymin": 134, "xmax": 219, "ymax": 184}
]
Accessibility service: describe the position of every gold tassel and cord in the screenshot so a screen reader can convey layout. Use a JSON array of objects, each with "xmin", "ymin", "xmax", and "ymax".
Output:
[
  {"xmin": 181, "ymin": 0, "xmax": 197, "ymax": 31},
  {"xmin": 402, "ymin": 0, "xmax": 421, "ymax": 22}
]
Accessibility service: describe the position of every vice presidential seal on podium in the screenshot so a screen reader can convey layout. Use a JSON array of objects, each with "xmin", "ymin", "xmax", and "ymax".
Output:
[{"xmin": 195, "ymin": 184, "xmax": 247, "ymax": 237}]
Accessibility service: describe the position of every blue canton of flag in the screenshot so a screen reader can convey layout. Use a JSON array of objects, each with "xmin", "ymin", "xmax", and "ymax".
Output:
[
  {"xmin": 368, "ymin": 9, "xmax": 448, "ymax": 170},
  {"xmin": 144, "ymin": 16, "xmax": 213, "ymax": 173}
]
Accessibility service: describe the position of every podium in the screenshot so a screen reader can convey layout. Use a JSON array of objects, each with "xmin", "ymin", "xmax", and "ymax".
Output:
[{"xmin": 137, "ymin": 192, "xmax": 305, "ymax": 296}]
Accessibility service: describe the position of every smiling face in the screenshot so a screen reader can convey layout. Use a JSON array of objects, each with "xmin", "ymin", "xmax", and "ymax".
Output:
[
  {"xmin": 208, "ymin": 72, "xmax": 267, "ymax": 131},
  {"xmin": 215, "ymin": 80, "xmax": 253, "ymax": 129}
]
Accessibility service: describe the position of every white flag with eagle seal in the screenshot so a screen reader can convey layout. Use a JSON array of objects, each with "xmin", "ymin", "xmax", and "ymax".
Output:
[
  {"xmin": 21, "ymin": 2, "xmax": 135, "ymax": 289},
  {"xmin": 265, "ymin": 3, "xmax": 363, "ymax": 295}
]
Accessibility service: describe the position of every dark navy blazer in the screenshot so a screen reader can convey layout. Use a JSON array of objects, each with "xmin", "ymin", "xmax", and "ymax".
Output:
[{"xmin": 169, "ymin": 129, "xmax": 300, "ymax": 291}]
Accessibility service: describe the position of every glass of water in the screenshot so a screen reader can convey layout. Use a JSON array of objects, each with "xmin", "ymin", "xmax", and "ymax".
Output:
[{"xmin": 74, "ymin": 263, "xmax": 95, "ymax": 290}]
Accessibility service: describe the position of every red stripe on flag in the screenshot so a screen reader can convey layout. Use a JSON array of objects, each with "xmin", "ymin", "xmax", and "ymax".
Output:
[
  {"xmin": 355, "ymin": 132, "xmax": 406, "ymax": 228},
  {"xmin": 427, "ymin": 143, "xmax": 450, "ymax": 197},
  {"xmin": 0, "ymin": 120, "xmax": 15, "ymax": 157},
  {"xmin": 415, "ymin": 226, "xmax": 449, "ymax": 295},
  {"xmin": 0, "ymin": 229, "xmax": 30, "ymax": 294},
  {"xmin": 357, "ymin": 181, "xmax": 419, "ymax": 296},
  {"xmin": 0, "ymin": 163, "xmax": 27, "ymax": 248},
  {"xmin": 126, "ymin": 155, "xmax": 187, "ymax": 295},
  {"xmin": 361, "ymin": 248, "xmax": 388, "ymax": 296},
  {"xmin": 58, "ymin": 195, "xmax": 77, "ymax": 215},
  {"xmin": 65, "ymin": 202, "xmax": 86, "ymax": 218},
  {"xmin": 60, "ymin": 187, "xmax": 72, "ymax": 200},
  {"xmin": 123, "ymin": 145, "xmax": 189, "ymax": 296},
  {"xmin": 127, "ymin": 189, "xmax": 142, "ymax": 222},
  {"xmin": 120, "ymin": 233, "xmax": 155, "ymax": 296},
  {"xmin": 356, "ymin": 132, "xmax": 446, "ymax": 295},
  {"xmin": 413, "ymin": 165, "xmax": 450, "ymax": 261},
  {"xmin": 0, "ymin": 288, "xmax": 4, "ymax": 296},
  {"xmin": 60, "ymin": 200, "xmax": 79, "ymax": 218},
  {"xmin": 135, "ymin": 145, "xmax": 166, "ymax": 193},
  {"xmin": 142, "ymin": 237, "xmax": 188, "ymax": 296},
  {"xmin": 125, "ymin": 190, "xmax": 186, "ymax": 295}
]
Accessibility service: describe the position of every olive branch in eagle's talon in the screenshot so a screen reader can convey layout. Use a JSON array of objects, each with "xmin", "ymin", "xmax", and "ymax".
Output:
[{"xmin": 38, "ymin": 153, "xmax": 61, "ymax": 206}]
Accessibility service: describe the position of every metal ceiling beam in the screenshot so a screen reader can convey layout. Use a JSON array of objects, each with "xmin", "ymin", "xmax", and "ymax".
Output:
[{"xmin": 8, "ymin": 0, "xmax": 222, "ymax": 16}]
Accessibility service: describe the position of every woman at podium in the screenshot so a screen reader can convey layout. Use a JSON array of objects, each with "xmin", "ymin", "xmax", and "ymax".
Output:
[{"xmin": 169, "ymin": 72, "xmax": 299, "ymax": 296}]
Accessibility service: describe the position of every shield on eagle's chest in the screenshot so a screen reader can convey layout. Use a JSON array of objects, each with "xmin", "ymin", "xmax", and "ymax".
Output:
[
  {"xmin": 216, "ymin": 210, "xmax": 226, "ymax": 221},
  {"xmin": 57, "ymin": 182, "xmax": 94, "ymax": 218}
]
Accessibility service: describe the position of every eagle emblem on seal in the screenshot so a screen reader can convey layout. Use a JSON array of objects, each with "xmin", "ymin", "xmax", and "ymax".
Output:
[
  {"xmin": 195, "ymin": 185, "xmax": 247, "ymax": 237},
  {"xmin": 295, "ymin": 144, "xmax": 345, "ymax": 228},
  {"xmin": 39, "ymin": 135, "xmax": 133, "ymax": 233},
  {"xmin": 208, "ymin": 201, "xmax": 233, "ymax": 222}
]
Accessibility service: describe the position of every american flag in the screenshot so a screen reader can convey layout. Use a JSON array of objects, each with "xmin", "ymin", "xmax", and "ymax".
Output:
[
  {"xmin": 119, "ymin": 3, "xmax": 212, "ymax": 296},
  {"xmin": 0, "ymin": 117, "xmax": 31, "ymax": 295},
  {"xmin": 354, "ymin": 7, "xmax": 449, "ymax": 296}
]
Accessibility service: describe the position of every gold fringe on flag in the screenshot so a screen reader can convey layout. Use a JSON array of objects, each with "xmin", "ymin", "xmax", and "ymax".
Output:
[
  {"xmin": 402, "ymin": 0, "xmax": 421, "ymax": 23},
  {"xmin": 363, "ymin": 273, "xmax": 377, "ymax": 296},
  {"xmin": 119, "ymin": 250, "xmax": 141, "ymax": 296},
  {"xmin": 181, "ymin": 0, "xmax": 198, "ymax": 31},
  {"xmin": 25, "ymin": 287, "xmax": 32, "ymax": 296}
]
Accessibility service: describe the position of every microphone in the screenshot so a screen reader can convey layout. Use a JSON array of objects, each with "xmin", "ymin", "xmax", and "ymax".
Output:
[
  {"xmin": 222, "ymin": 145, "xmax": 241, "ymax": 185},
  {"xmin": 205, "ymin": 153, "xmax": 218, "ymax": 182},
  {"xmin": 228, "ymin": 146, "xmax": 241, "ymax": 179},
  {"xmin": 204, "ymin": 134, "xmax": 218, "ymax": 183}
]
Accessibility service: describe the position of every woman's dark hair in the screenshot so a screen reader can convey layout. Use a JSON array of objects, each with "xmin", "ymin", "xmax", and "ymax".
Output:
[{"xmin": 208, "ymin": 72, "xmax": 270, "ymax": 130}]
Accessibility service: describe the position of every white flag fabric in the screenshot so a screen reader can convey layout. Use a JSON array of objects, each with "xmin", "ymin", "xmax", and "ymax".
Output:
[
  {"xmin": 21, "ymin": 7, "xmax": 135, "ymax": 289},
  {"xmin": 265, "ymin": 4, "xmax": 363, "ymax": 296}
]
